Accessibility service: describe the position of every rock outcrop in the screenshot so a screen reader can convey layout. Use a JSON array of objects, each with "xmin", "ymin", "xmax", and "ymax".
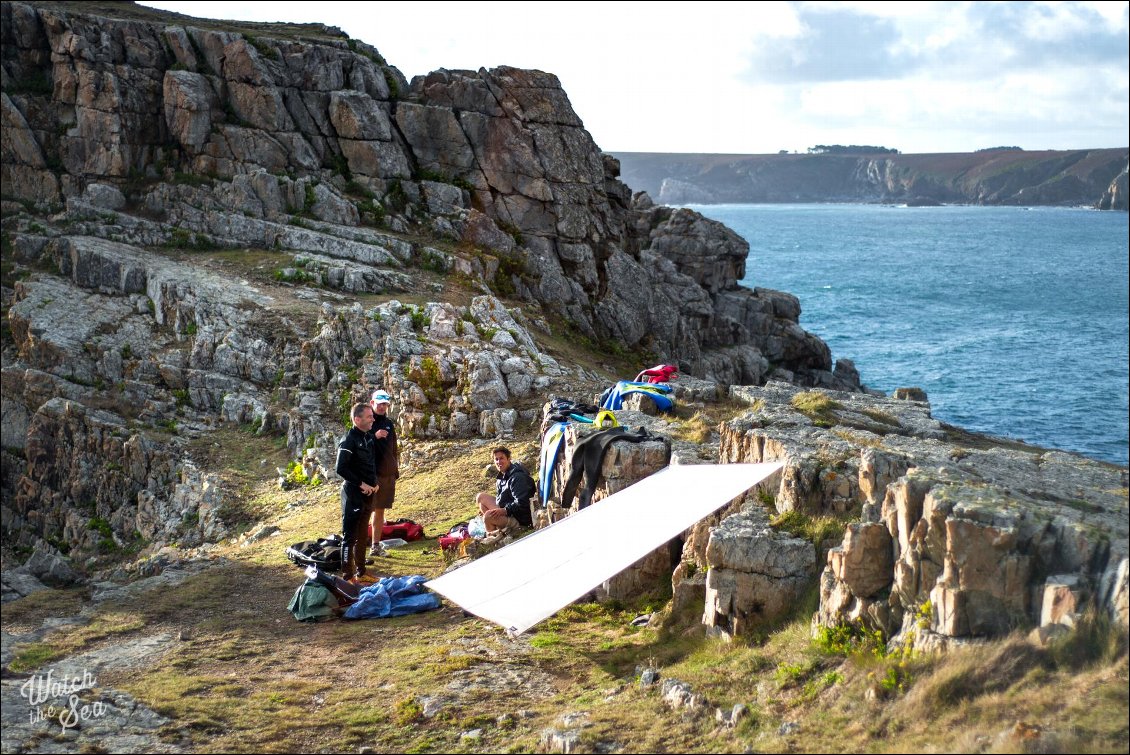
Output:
[
  {"xmin": 1096, "ymin": 161, "xmax": 1129, "ymax": 211},
  {"xmin": 702, "ymin": 503, "xmax": 815, "ymax": 637},
  {"xmin": 715, "ymin": 381, "xmax": 1128, "ymax": 645},
  {"xmin": 0, "ymin": 0, "xmax": 853, "ymax": 388},
  {"xmin": 0, "ymin": 0, "xmax": 864, "ymax": 573}
]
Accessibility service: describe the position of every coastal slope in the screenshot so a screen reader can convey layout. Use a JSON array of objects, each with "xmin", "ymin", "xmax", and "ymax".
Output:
[{"xmin": 614, "ymin": 149, "xmax": 1130, "ymax": 209}]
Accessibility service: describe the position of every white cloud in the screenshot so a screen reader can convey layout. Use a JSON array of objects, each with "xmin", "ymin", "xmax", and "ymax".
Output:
[{"xmin": 139, "ymin": 1, "xmax": 1128, "ymax": 154}]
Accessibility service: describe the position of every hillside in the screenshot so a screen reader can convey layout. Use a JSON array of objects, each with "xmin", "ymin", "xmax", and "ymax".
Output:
[{"xmin": 613, "ymin": 149, "xmax": 1130, "ymax": 208}]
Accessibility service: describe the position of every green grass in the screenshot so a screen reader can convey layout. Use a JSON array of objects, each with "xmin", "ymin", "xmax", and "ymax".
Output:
[
  {"xmin": 791, "ymin": 391, "xmax": 841, "ymax": 426},
  {"xmin": 8, "ymin": 612, "xmax": 146, "ymax": 672},
  {"xmin": 769, "ymin": 509, "xmax": 850, "ymax": 548}
]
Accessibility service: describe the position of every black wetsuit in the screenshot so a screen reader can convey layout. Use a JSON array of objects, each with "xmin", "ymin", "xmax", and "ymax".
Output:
[
  {"xmin": 335, "ymin": 426, "xmax": 377, "ymax": 578},
  {"xmin": 560, "ymin": 427, "xmax": 668, "ymax": 509}
]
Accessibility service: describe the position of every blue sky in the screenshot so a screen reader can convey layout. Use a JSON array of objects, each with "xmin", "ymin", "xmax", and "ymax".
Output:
[{"xmin": 140, "ymin": 1, "xmax": 1130, "ymax": 155}]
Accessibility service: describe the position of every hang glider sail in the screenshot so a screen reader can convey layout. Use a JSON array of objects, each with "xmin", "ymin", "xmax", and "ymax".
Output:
[{"xmin": 426, "ymin": 462, "xmax": 783, "ymax": 634}]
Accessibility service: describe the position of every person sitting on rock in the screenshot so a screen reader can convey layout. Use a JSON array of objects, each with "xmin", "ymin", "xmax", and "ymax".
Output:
[{"xmin": 475, "ymin": 446, "xmax": 534, "ymax": 534}]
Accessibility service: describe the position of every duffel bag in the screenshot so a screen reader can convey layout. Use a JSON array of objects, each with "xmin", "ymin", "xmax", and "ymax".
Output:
[{"xmin": 285, "ymin": 534, "xmax": 343, "ymax": 571}]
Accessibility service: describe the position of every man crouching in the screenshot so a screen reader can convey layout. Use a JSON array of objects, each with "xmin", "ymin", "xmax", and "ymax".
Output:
[{"xmin": 476, "ymin": 447, "xmax": 534, "ymax": 534}]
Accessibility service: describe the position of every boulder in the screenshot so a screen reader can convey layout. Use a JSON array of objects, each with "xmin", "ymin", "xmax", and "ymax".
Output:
[
  {"xmin": 703, "ymin": 505, "xmax": 815, "ymax": 637},
  {"xmin": 23, "ymin": 541, "xmax": 81, "ymax": 586}
]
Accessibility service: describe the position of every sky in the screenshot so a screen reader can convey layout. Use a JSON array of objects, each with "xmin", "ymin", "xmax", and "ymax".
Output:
[{"xmin": 139, "ymin": 1, "xmax": 1129, "ymax": 155}]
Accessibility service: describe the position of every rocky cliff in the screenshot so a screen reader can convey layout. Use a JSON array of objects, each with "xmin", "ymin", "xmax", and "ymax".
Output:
[
  {"xmin": 615, "ymin": 149, "xmax": 1130, "ymax": 209},
  {"xmin": 712, "ymin": 382, "xmax": 1128, "ymax": 646},
  {"xmin": 1, "ymin": 1, "xmax": 852, "ymax": 387},
  {"xmin": 3, "ymin": 1, "xmax": 1125, "ymax": 657},
  {"xmin": 1097, "ymin": 161, "xmax": 1129, "ymax": 211},
  {"xmin": 0, "ymin": 1, "xmax": 861, "ymax": 571},
  {"xmin": 528, "ymin": 380, "xmax": 1127, "ymax": 645}
]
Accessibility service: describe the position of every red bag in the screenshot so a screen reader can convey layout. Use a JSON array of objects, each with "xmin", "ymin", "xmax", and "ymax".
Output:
[
  {"xmin": 371, "ymin": 518, "xmax": 425, "ymax": 542},
  {"xmin": 438, "ymin": 522, "xmax": 471, "ymax": 551}
]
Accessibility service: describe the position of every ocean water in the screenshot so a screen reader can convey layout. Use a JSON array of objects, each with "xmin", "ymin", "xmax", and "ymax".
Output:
[{"xmin": 689, "ymin": 203, "xmax": 1130, "ymax": 466}]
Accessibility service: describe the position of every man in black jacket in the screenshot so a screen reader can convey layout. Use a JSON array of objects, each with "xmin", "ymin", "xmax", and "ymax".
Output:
[
  {"xmin": 367, "ymin": 389, "xmax": 399, "ymax": 555},
  {"xmin": 335, "ymin": 402, "xmax": 377, "ymax": 580},
  {"xmin": 475, "ymin": 446, "xmax": 534, "ymax": 533}
]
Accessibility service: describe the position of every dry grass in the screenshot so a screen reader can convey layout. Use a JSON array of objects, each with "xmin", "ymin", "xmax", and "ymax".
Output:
[
  {"xmin": 672, "ymin": 410, "xmax": 714, "ymax": 443},
  {"xmin": 791, "ymin": 391, "xmax": 841, "ymax": 427},
  {"xmin": 791, "ymin": 391, "xmax": 840, "ymax": 416},
  {"xmin": 5, "ymin": 432, "xmax": 1128, "ymax": 753}
]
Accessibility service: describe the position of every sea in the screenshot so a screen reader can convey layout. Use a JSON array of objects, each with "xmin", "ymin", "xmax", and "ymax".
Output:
[{"xmin": 687, "ymin": 203, "xmax": 1130, "ymax": 467}]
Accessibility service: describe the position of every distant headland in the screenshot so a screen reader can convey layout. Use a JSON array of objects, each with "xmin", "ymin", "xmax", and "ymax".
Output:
[{"xmin": 613, "ymin": 148, "xmax": 1129, "ymax": 210}]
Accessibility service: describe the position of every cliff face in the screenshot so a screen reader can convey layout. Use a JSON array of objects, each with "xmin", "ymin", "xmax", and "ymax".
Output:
[
  {"xmin": 711, "ymin": 382, "xmax": 1128, "ymax": 645},
  {"xmin": 0, "ymin": 1, "xmax": 850, "ymax": 387},
  {"xmin": 615, "ymin": 149, "xmax": 1130, "ymax": 208},
  {"xmin": 1097, "ymin": 161, "xmax": 1129, "ymax": 211},
  {"xmin": 0, "ymin": 1, "xmax": 864, "ymax": 564}
]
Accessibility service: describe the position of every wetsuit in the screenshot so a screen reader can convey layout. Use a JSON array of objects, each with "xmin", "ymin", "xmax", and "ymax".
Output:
[
  {"xmin": 561, "ymin": 427, "xmax": 667, "ymax": 510},
  {"xmin": 335, "ymin": 426, "xmax": 377, "ymax": 579}
]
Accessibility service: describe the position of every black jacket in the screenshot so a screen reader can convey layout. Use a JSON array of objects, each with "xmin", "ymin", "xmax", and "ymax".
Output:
[
  {"xmin": 335, "ymin": 427, "xmax": 377, "ymax": 494},
  {"xmin": 496, "ymin": 462, "xmax": 535, "ymax": 527},
  {"xmin": 368, "ymin": 415, "xmax": 399, "ymax": 477}
]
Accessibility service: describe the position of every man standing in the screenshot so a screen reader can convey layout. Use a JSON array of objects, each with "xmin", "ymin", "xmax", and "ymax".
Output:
[
  {"xmin": 335, "ymin": 402, "xmax": 377, "ymax": 580},
  {"xmin": 476, "ymin": 447, "xmax": 534, "ymax": 533},
  {"xmin": 368, "ymin": 389, "xmax": 400, "ymax": 554}
]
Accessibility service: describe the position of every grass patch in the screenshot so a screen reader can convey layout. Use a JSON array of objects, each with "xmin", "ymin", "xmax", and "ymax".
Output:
[
  {"xmin": 1046, "ymin": 610, "xmax": 1127, "ymax": 670},
  {"xmin": 8, "ymin": 612, "xmax": 146, "ymax": 672},
  {"xmin": 791, "ymin": 391, "xmax": 841, "ymax": 426},
  {"xmin": 860, "ymin": 408, "xmax": 900, "ymax": 427},
  {"xmin": 904, "ymin": 635, "xmax": 1049, "ymax": 710},
  {"xmin": 671, "ymin": 410, "xmax": 713, "ymax": 443},
  {"xmin": 0, "ymin": 587, "xmax": 90, "ymax": 631},
  {"xmin": 7, "ymin": 642, "xmax": 67, "ymax": 671},
  {"xmin": 768, "ymin": 509, "xmax": 849, "ymax": 548}
]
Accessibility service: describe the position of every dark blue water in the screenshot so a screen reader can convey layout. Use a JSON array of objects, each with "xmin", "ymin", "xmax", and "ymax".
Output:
[{"xmin": 690, "ymin": 204, "xmax": 1129, "ymax": 466}]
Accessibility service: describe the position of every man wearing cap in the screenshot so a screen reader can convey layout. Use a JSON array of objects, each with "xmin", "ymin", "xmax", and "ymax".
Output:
[
  {"xmin": 335, "ymin": 402, "xmax": 377, "ymax": 581},
  {"xmin": 368, "ymin": 389, "xmax": 400, "ymax": 554}
]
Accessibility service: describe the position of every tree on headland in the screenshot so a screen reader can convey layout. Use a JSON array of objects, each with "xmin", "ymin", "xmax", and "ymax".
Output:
[
  {"xmin": 807, "ymin": 145, "xmax": 900, "ymax": 155},
  {"xmin": 975, "ymin": 146, "xmax": 1024, "ymax": 152}
]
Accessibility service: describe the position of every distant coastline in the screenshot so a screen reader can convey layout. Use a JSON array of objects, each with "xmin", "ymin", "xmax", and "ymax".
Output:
[{"xmin": 613, "ymin": 148, "xmax": 1129, "ymax": 210}]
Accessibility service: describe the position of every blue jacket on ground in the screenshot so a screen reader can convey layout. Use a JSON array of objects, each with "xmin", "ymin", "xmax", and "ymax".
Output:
[{"xmin": 343, "ymin": 575, "xmax": 441, "ymax": 619}]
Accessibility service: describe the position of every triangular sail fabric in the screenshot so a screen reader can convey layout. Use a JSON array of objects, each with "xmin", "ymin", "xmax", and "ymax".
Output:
[{"xmin": 425, "ymin": 462, "xmax": 783, "ymax": 634}]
